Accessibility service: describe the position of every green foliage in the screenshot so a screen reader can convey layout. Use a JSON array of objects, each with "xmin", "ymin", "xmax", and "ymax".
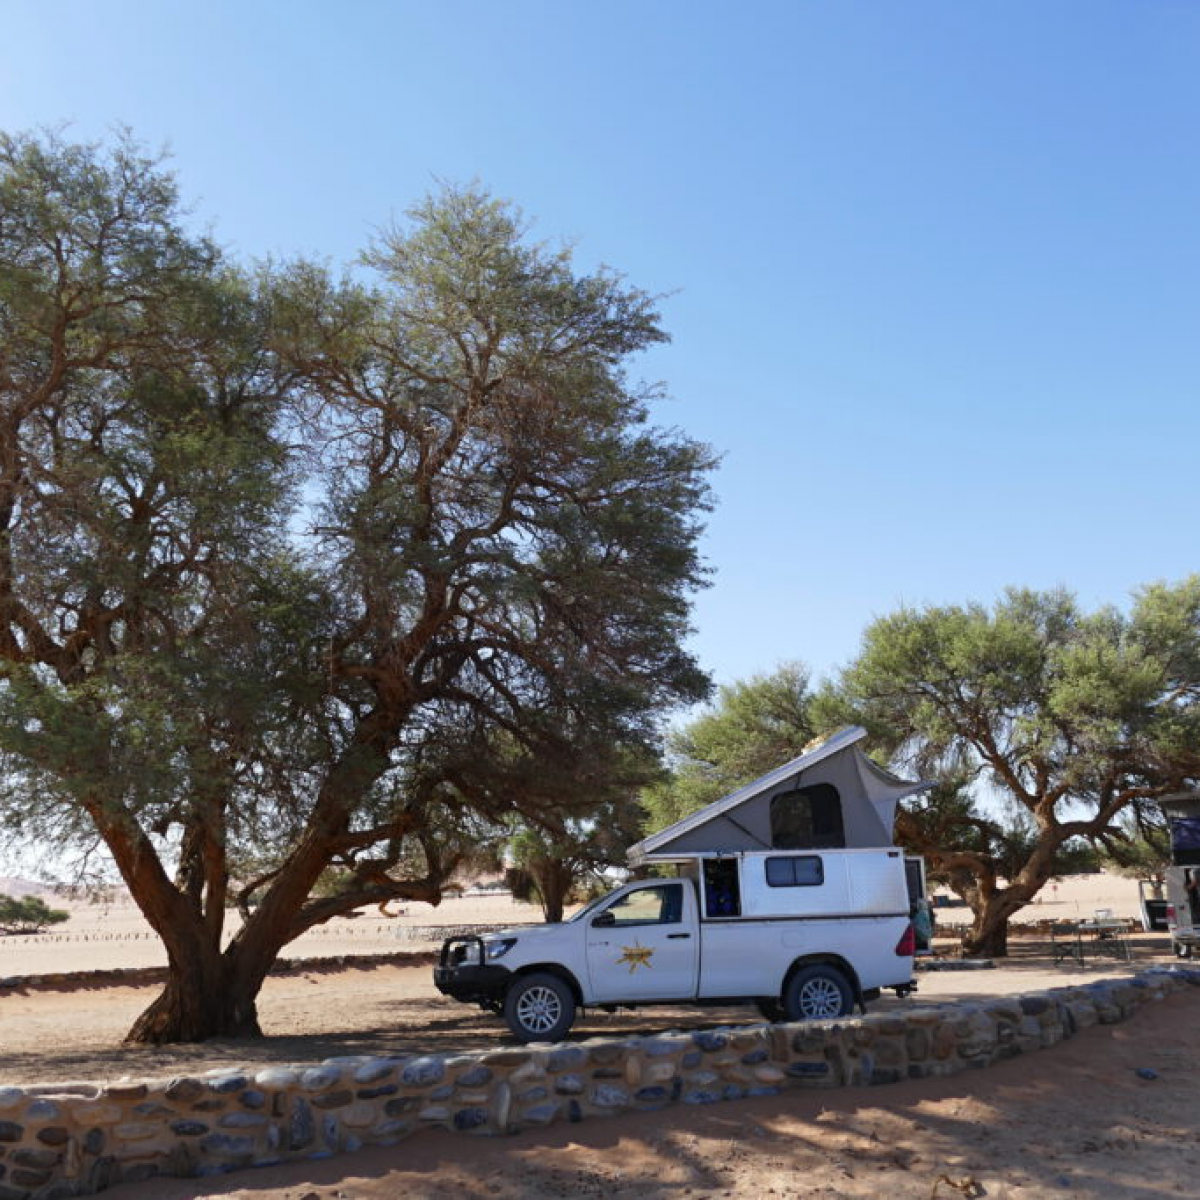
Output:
[
  {"xmin": 0, "ymin": 132, "xmax": 713, "ymax": 1038},
  {"xmin": 643, "ymin": 663, "xmax": 814, "ymax": 832},
  {"xmin": 505, "ymin": 785, "xmax": 648, "ymax": 922},
  {"xmin": 0, "ymin": 894, "xmax": 69, "ymax": 934},
  {"xmin": 0, "ymin": 128, "xmax": 302, "ymax": 870},
  {"xmin": 835, "ymin": 584, "xmax": 1200, "ymax": 790},
  {"xmin": 1097, "ymin": 802, "xmax": 1174, "ymax": 883}
]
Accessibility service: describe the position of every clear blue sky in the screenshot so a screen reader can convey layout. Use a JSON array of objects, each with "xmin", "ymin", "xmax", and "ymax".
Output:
[{"xmin": 4, "ymin": 1, "xmax": 1199, "ymax": 690}]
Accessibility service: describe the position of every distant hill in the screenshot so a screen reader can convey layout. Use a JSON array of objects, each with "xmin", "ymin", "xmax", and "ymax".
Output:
[
  {"xmin": 0, "ymin": 877, "xmax": 128, "ymax": 903},
  {"xmin": 0, "ymin": 877, "xmax": 50, "ymax": 898}
]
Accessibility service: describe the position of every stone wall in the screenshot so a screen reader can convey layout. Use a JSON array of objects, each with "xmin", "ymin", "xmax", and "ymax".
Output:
[{"xmin": 1, "ymin": 967, "xmax": 1197, "ymax": 1199}]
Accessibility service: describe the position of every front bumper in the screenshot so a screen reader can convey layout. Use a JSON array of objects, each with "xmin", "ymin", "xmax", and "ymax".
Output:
[{"xmin": 433, "ymin": 936, "xmax": 513, "ymax": 1004}]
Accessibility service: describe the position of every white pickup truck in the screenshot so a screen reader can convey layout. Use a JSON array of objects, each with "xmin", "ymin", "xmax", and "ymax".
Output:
[{"xmin": 434, "ymin": 848, "xmax": 917, "ymax": 1042}]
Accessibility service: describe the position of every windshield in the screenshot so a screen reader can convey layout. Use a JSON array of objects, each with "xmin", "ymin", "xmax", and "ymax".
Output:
[{"xmin": 566, "ymin": 889, "xmax": 620, "ymax": 923}]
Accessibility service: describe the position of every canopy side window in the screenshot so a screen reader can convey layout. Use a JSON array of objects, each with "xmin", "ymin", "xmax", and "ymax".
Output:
[
  {"xmin": 764, "ymin": 855, "xmax": 825, "ymax": 887},
  {"xmin": 904, "ymin": 857, "xmax": 926, "ymax": 903},
  {"xmin": 769, "ymin": 784, "xmax": 845, "ymax": 850}
]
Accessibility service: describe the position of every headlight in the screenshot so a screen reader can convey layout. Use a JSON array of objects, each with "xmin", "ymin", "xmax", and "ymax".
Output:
[
  {"xmin": 451, "ymin": 942, "xmax": 481, "ymax": 966},
  {"xmin": 486, "ymin": 937, "xmax": 517, "ymax": 961}
]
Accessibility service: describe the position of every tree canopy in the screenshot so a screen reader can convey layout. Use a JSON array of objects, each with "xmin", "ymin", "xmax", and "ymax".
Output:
[
  {"xmin": 825, "ymin": 582, "xmax": 1200, "ymax": 953},
  {"xmin": 644, "ymin": 586, "xmax": 1200, "ymax": 958},
  {"xmin": 0, "ymin": 131, "xmax": 713, "ymax": 1041}
]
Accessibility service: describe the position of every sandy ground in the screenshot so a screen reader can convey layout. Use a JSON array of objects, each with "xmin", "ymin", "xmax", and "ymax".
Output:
[{"xmin": 2, "ymin": 871, "xmax": 1192, "ymax": 1197}]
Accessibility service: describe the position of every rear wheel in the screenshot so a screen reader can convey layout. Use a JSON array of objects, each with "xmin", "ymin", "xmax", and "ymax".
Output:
[
  {"xmin": 504, "ymin": 972, "xmax": 576, "ymax": 1043},
  {"xmin": 783, "ymin": 964, "xmax": 854, "ymax": 1021}
]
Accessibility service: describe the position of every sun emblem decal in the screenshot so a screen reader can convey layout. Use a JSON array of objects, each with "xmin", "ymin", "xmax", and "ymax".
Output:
[{"xmin": 617, "ymin": 940, "xmax": 654, "ymax": 973}]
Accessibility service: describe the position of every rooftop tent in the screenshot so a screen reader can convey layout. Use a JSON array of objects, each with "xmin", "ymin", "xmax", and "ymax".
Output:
[{"xmin": 627, "ymin": 726, "xmax": 932, "ymax": 866}]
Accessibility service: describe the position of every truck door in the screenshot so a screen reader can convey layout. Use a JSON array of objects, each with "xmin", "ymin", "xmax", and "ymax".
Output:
[{"xmin": 585, "ymin": 881, "xmax": 699, "ymax": 1003}]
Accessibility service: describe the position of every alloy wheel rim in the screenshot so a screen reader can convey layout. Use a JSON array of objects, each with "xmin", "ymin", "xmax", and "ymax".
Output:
[
  {"xmin": 517, "ymin": 985, "xmax": 562, "ymax": 1033},
  {"xmin": 799, "ymin": 978, "xmax": 842, "ymax": 1018}
]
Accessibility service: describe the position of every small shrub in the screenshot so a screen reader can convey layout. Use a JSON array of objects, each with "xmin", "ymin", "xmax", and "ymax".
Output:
[{"xmin": 0, "ymin": 893, "xmax": 70, "ymax": 934}]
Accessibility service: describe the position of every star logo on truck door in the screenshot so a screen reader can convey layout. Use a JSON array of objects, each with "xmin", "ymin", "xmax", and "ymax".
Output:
[{"xmin": 617, "ymin": 941, "xmax": 654, "ymax": 973}]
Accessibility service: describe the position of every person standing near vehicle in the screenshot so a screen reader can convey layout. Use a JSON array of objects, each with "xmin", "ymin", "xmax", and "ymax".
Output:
[{"xmin": 911, "ymin": 897, "xmax": 934, "ymax": 952}]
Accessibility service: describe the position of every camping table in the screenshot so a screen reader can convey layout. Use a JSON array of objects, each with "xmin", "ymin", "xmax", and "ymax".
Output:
[{"xmin": 1075, "ymin": 918, "xmax": 1131, "ymax": 961}]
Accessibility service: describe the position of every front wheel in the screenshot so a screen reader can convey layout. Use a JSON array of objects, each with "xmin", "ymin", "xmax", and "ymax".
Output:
[
  {"xmin": 783, "ymin": 964, "xmax": 854, "ymax": 1021},
  {"xmin": 504, "ymin": 972, "xmax": 576, "ymax": 1043}
]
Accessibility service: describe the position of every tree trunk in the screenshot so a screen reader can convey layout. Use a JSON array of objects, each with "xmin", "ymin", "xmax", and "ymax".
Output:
[
  {"xmin": 948, "ymin": 833, "xmax": 1068, "ymax": 959},
  {"xmin": 123, "ymin": 891, "xmax": 298, "ymax": 1043},
  {"xmin": 535, "ymin": 860, "xmax": 575, "ymax": 923},
  {"xmin": 961, "ymin": 912, "xmax": 1010, "ymax": 958},
  {"xmin": 125, "ymin": 724, "xmax": 402, "ymax": 1044},
  {"xmin": 125, "ymin": 939, "xmax": 263, "ymax": 1044}
]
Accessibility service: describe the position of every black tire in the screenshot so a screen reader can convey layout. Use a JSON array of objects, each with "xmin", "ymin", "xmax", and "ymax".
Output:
[
  {"xmin": 782, "ymin": 964, "xmax": 854, "ymax": 1021},
  {"xmin": 504, "ymin": 972, "xmax": 576, "ymax": 1043},
  {"xmin": 1174, "ymin": 941, "xmax": 1193, "ymax": 960},
  {"xmin": 755, "ymin": 998, "xmax": 786, "ymax": 1023}
]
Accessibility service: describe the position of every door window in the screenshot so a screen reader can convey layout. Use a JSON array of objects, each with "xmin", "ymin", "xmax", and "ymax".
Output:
[{"xmin": 598, "ymin": 884, "xmax": 682, "ymax": 926}]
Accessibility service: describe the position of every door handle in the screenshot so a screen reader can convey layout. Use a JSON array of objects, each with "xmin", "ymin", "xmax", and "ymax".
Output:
[{"xmin": 667, "ymin": 933, "xmax": 691, "ymax": 940}]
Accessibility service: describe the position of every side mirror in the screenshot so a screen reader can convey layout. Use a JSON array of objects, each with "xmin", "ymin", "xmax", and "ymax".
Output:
[{"xmin": 592, "ymin": 910, "xmax": 615, "ymax": 928}]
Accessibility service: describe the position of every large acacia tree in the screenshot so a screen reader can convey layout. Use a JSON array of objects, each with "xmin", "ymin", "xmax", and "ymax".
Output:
[{"xmin": 0, "ymin": 132, "xmax": 713, "ymax": 1041}]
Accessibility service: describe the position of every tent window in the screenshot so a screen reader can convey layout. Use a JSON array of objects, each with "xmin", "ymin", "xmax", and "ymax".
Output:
[
  {"xmin": 765, "ymin": 855, "xmax": 824, "ymax": 887},
  {"xmin": 769, "ymin": 784, "xmax": 845, "ymax": 850}
]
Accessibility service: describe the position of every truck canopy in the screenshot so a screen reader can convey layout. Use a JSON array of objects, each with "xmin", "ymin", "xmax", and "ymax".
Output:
[{"xmin": 628, "ymin": 726, "xmax": 931, "ymax": 866}]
